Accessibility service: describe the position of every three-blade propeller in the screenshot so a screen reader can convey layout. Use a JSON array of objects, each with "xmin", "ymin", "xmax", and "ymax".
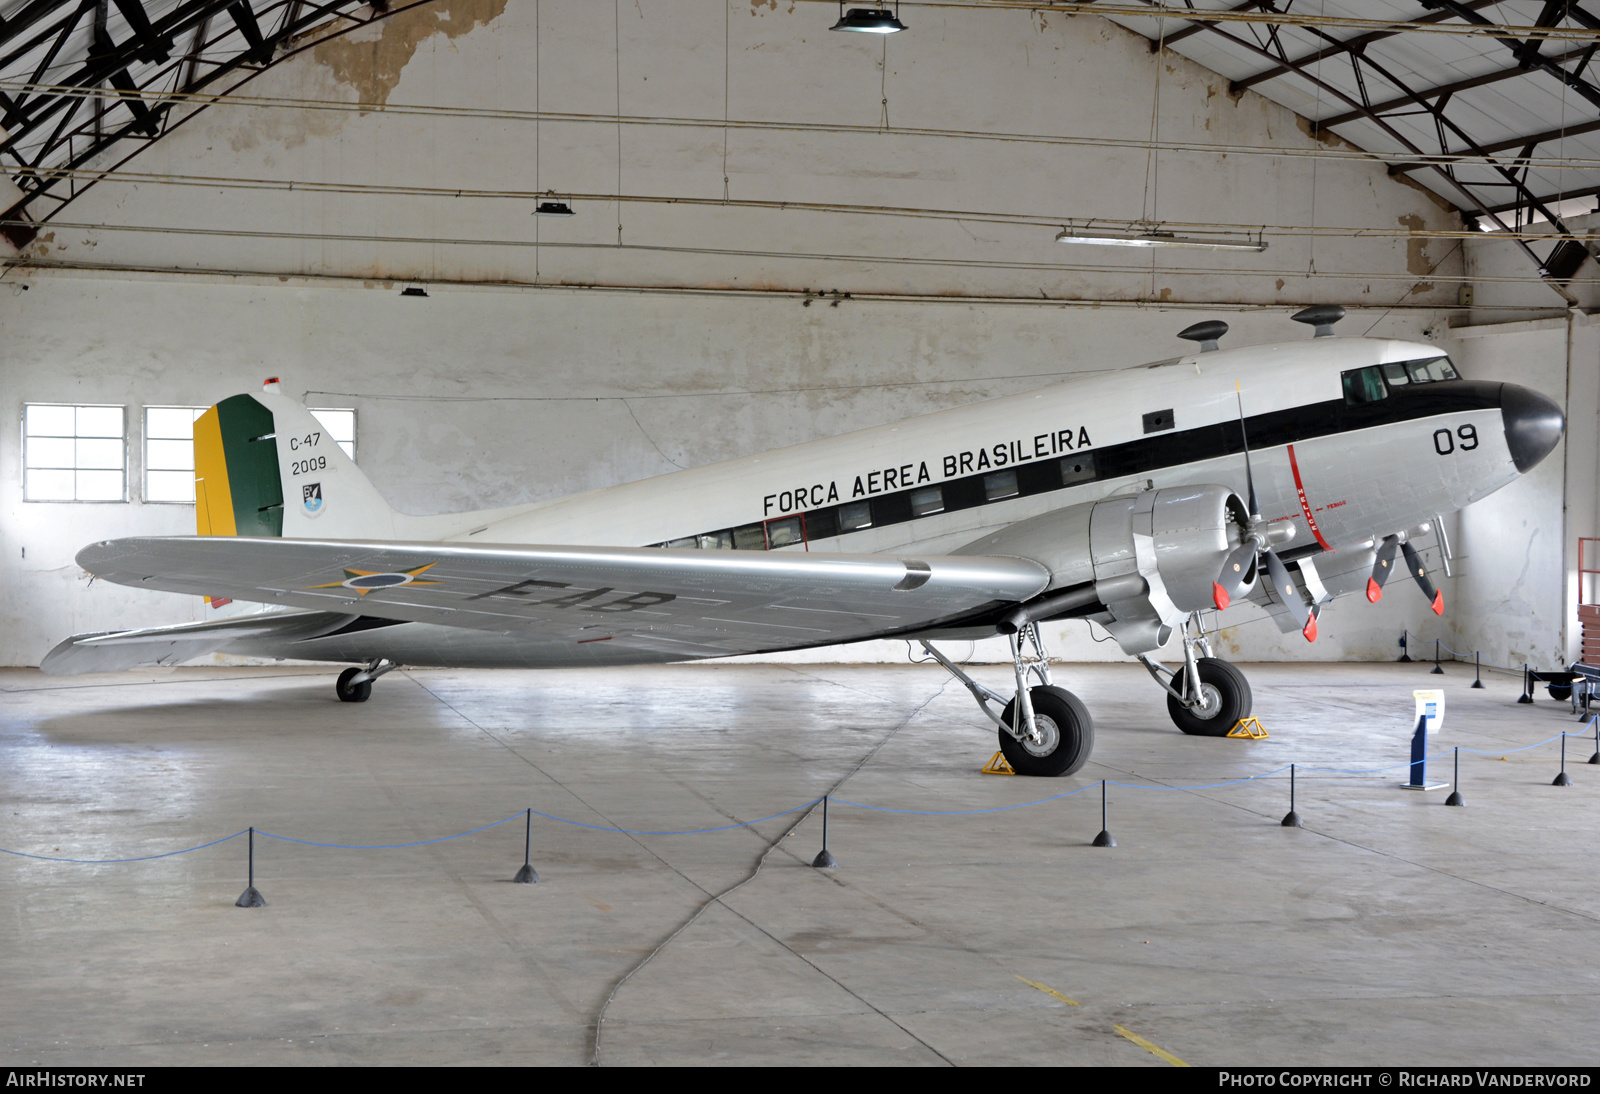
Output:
[
  {"xmin": 1210, "ymin": 384, "xmax": 1317, "ymax": 642},
  {"xmin": 1209, "ymin": 385, "xmax": 1443, "ymax": 639},
  {"xmin": 1366, "ymin": 534, "xmax": 1444, "ymax": 615}
]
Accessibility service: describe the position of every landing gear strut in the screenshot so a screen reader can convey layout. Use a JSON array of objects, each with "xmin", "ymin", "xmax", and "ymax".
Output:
[
  {"xmin": 336, "ymin": 659, "xmax": 398, "ymax": 703},
  {"xmin": 920, "ymin": 623, "xmax": 1094, "ymax": 776},
  {"xmin": 1139, "ymin": 614, "xmax": 1252, "ymax": 736}
]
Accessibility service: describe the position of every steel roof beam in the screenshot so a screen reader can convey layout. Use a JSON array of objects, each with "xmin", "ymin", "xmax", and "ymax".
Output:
[
  {"xmin": 1, "ymin": 0, "xmax": 371, "ymax": 221},
  {"xmin": 1150, "ymin": 1, "xmax": 1270, "ymax": 51},
  {"xmin": 1472, "ymin": 185, "xmax": 1600, "ymax": 216},
  {"xmin": 1418, "ymin": 0, "xmax": 1600, "ymax": 112},
  {"xmin": 1316, "ymin": 43, "xmax": 1593, "ymax": 128},
  {"xmin": 1387, "ymin": 115, "xmax": 1600, "ymax": 175},
  {"xmin": 1126, "ymin": 0, "xmax": 1577, "ymax": 297},
  {"xmin": 1228, "ymin": 0, "xmax": 1498, "ymax": 94},
  {"xmin": 109, "ymin": 0, "xmax": 172, "ymax": 63}
]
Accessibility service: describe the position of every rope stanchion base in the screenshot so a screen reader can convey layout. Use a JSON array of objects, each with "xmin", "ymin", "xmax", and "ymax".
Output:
[
  {"xmin": 981, "ymin": 751, "xmax": 1016, "ymax": 775},
  {"xmin": 512, "ymin": 864, "xmax": 539, "ymax": 884},
  {"xmin": 235, "ymin": 886, "xmax": 266, "ymax": 908},
  {"xmin": 1280, "ymin": 810, "xmax": 1302, "ymax": 828},
  {"xmin": 811, "ymin": 849, "xmax": 838, "ymax": 868},
  {"xmin": 1445, "ymin": 789, "xmax": 1464, "ymax": 807},
  {"xmin": 1227, "ymin": 717, "xmax": 1269, "ymax": 739},
  {"xmin": 1553, "ymin": 771, "xmax": 1573, "ymax": 787},
  {"xmin": 1091, "ymin": 829, "xmax": 1116, "ymax": 847}
]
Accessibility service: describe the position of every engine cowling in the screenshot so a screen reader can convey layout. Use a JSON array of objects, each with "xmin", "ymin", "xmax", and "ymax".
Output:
[{"xmin": 956, "ymin": 483, "xmax": 1252, "ymax": 654}]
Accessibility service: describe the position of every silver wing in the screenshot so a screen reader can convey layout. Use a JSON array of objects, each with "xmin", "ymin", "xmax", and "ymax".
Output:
[{"xmin": 47, "ymin": 536, "xmax": 1050, "ymax": 673}]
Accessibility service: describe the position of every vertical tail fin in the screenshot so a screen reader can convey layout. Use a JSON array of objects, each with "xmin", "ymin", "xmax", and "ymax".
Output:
[{"xmin": 194, "ymin": 387, "xmax": 398, "ymax": 542}]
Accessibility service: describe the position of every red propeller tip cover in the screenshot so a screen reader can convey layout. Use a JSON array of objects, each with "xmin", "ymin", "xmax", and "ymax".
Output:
[
  {"xmin": 1302, "ymin": 613, "xmax": 1319, "ymax": 643},
  {"xmin": 1366, "ymin": 577, "xmax": 1382, "ymax": 604},
  {"xmin": 1431, "ymin": 590, "xmax": 1444, "ymax": 616},
  {"xmin": 1213, "ymin": 582, "xmax": 1230, "ymax": 611}
]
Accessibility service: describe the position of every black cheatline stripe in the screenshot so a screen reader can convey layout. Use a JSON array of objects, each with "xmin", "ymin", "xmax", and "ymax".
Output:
[{"xmin": 650, "ymin": 381, "xmax": 1505, "ymax": 551}]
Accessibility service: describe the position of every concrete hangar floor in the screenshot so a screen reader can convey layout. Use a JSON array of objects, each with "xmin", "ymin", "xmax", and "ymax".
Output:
[{"xmin": 1, "ymin": 659, "xmax": 1595, "ymax": 1066}]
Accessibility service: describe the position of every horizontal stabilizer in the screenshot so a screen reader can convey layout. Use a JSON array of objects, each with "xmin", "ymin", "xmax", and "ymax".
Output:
[
  {"xmin": 73, "ymin": 537, "xmax": 1051, "ymax": 657},
  {"xmin": 40, "ymin": 610, "xmax": 357, "ymax": 675}
]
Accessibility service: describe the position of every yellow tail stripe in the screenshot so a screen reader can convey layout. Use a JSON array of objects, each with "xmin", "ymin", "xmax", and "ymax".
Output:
[{"xmin": 193, "ymin": 406, "xmax": 235, "ymax": 537}]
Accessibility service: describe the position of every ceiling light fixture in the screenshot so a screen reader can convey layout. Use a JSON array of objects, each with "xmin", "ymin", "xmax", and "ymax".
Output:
[
  {"xmin": 1054, "ymin": 224, "xmax": 1268, "ymax": 252},
  {"xmin": 534, "ymin": 191, "xmax": 575, "ymax": 217},
  {"xmin": 830, "ymin": 3, "xmax": 906, "ymax": 33}
]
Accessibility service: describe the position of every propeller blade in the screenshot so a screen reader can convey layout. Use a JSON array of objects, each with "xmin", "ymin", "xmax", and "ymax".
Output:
[
  {"xmin": 1264, "ymin": 549, "xmax": 1314, "ymax": 641},
  {"xmin": 1399, "ymin": 540, "xmax": 1443, "ymax": 615},
  {"xmin": 1213, "ymin": 542, "xmax": 1258, "ymax": 610},
  {"xmin": 1367, "ymin": 535, "xmax": 1400, "ymax": 603},
  {"xmin": 1235, "ymin": 382, "xmax": 1259, "ymax": 518}
]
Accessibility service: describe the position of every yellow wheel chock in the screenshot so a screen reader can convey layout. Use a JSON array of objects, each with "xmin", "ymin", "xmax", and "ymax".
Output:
[
  {"xmin": 982, "ymin": 750, "xmax": 1016, "ymax": 774},
  {"xmin": 1226, "ymin": 716, "xmax": 1269, "ymax": 739}
]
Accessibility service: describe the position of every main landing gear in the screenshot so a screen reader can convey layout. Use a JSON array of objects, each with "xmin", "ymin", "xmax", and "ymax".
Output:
[
  {"xmin": 1138, "ymin": 613, "xmax": 1253, "ymax": 736},
  {"xmin": 335, "ymin": 659, "xmax": 399, "ymax": 703},
  {"xmin": 920, "ymin": 623, "xmax": 1094, "ymax": 777}
]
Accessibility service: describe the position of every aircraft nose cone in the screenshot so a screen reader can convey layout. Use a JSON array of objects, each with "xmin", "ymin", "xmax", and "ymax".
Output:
[{"xmin": 1501, "ymin": 383, "xmax": 1564, "ymax": 473}]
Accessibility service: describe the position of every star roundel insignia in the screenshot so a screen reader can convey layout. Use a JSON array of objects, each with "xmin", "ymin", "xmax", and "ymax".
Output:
[{"xmin": 309, "ymin": 562, "xmax": 441, "ymax": 596}]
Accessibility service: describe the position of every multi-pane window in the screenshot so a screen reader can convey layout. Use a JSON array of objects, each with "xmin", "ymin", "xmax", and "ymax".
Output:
[
  {"xmin": 309, "ymin": 409, "xmax": 356, "ymax": 460},
  {"xmin": 24, "ymin": 404, "xmax": 126, "ymax": 502},
  {"xmin": 144, "ymin": 407, "xmax": 206, "ymax": 503}
]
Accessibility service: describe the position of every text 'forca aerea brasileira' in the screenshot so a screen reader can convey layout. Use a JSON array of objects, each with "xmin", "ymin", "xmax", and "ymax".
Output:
[{"xmin": 762, "ymin": 426, "xmax": 1095, "ymax": 516}]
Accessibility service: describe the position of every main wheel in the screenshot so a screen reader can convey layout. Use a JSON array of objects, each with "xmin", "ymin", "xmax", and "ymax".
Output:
[
  {"xmin": 998, "ymin": 685, "xmax": 1094, "ymax": 777},
  {"xmin": 1167, "ymin": 657, "xmax": 1251, "ymax": 736},
  {"xmin": 336, "ymin": 667, "xmax": 372, "ymax": 703}
]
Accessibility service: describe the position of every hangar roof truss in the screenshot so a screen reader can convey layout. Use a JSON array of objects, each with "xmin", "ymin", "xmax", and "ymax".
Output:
[
  {"xmin": 1099, "ymin": 1, "xmax": 1600, "ymax": 290},
  {"xmin": 0, "ymin": 0, "xmax": 384, "ymax": 248}
]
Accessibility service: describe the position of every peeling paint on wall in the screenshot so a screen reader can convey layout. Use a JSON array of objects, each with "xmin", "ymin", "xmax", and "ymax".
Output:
[
  {"xmin": 1398, "ymin": 212, "xmax": 1434, "ymax": 279},
  {"xmin": 315, "ymin": 0, "xmax": 509, "ymax": 110}
]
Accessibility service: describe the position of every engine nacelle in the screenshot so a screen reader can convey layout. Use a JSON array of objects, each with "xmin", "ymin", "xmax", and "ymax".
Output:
[{"xmin": 957, "ymin": 483, "xmax": 1251, "ymax": 655}]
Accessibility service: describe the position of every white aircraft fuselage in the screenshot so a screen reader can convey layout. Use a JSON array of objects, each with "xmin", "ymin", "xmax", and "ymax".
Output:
[{"xmin": 240, "ymin": 333, "xmax": 1557, "ymax": 669}]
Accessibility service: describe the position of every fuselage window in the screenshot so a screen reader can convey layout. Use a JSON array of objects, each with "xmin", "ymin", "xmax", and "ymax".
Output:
[
  {"xmin": 1341, "ymin": 366, "xmax": 1388, "ymax": 405},
  {"xmin": 732, "ymin": 524, "xmax": 766, "ymax": 550},
  {"xmin": 766, "ymin": 516, "xmax": 804, "ymax": 548},
  {"xmin": 699, "ymin": 530, "xmax": 734, "ymax": 550},
  {"xmin": 909, "ymin": 486, "xmax": 945, "ymax": 517},
  {"xmin": 984, "ymin": 470, "xmax": 1019, "ymax": 501},
  {"xmin": 1061, "ymin": 454, "xmax": 1096, "ymax": 484},
  {"xmin": 1380, "ymin": 361, "xmax": 1411, "ymax": 388},
  {"xmin": 664, "ymin": 536, "xmax": 697, "ymax": 548},
  {"xmin": 838, "ymin": 500, "xmax": 873, "ymax": 532}
]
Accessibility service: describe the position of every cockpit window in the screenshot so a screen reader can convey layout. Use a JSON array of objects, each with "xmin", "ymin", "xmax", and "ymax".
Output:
[
  {"xmin": 1342, "ymin": 356, "xmax": 1460, "ymax": 405},
  {"xmin": 1342, "ymin": 366, "xmax": 1388, "ymax": 404},
  {"xmin": 1402, "ymin": 355, "xmax": 1460, "ymax": 383}
]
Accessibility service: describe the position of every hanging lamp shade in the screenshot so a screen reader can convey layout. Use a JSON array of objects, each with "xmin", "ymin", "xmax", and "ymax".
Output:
[{"xmin": 830, "ymin": 4, "xmax": 906, "ymax": 33}]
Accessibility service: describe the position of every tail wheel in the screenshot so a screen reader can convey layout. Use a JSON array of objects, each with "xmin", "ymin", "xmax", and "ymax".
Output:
[
  {"xmin": 336, "ymin": 667, "xmax": 372, "ymax": 704},
  {"xmin": 998, "ymin": 685, "xmax": 1094, "ymax": 777},
  {"xmin": 1167, "ymin": 657, "xmax": 1251, "ymax": 736}
]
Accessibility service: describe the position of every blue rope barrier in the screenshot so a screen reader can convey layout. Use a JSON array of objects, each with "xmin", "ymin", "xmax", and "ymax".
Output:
[
  {"xmin": 0, "ymin": 829, "xmax": 247, "ymax": 864},
  {"xmin": 257, "ymin": 812, "xmax": 528, "ymax": 849},
  {"xmin": 1106, "ymin": 766, "xmax": 1295, "ymax": 791},
  {"xmin": 833, "ymin": 785, "xmax": 1094, "ymax": 815},
  {"xmin": 525, "ymin": 801, "xmax": 822, "ymax": 835},
  {"xmin": 5, "ymin": 720, "xmax": 1594, "ymax": 862}
]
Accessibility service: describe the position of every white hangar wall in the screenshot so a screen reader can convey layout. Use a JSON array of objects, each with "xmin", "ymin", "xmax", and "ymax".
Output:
[{"xmin": 3, "ymin": 0, "xmax": 1576, "ymax": 669}]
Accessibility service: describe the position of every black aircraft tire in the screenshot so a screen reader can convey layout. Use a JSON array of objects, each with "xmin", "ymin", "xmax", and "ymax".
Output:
[
  {"xmin": 998, "ymin": 686, "xmax": 1094, "ymax": 777},
  {"xmin": 1168, "ymin": 657, "xmax": 1251, "ymax": 736},
  {"xmin": 336, "ymin": 667, "xmax": 373, "ymax": 704}
]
